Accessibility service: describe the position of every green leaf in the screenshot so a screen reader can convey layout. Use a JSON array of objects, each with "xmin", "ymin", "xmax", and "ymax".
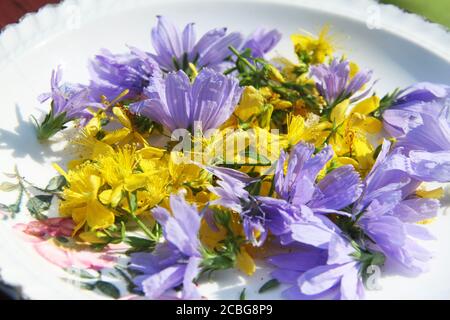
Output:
[
  {"xmin": 7, "ymin": 203, "xmax": 20, "ymax": 214},
  {"xmin": 26, "ymin": 195, "xmax": 52, "ymax": 220},
  {"xmin": 125, "ymin": 236, "xmax": 155, "ymax": 249},
  {"xmin": 95, "ymin": 281, "xmax": 120, "ymax": 299},
  {"xmin": 114, "ymin": 267, "xmax": 137, "ymax": 293},
  {"xmin": 0, "ymin": 182, "xmax": 19, "ymax": 192},
  {"xmin": 239, "ymin": 288, "xmax": 246, "ymax": 300},
  {"xmin": 45, "ymin": 175, "xmax": 67, "ymax": 192},
  {"xmin": 66, "ymin": 267, "xmax": 99, "ymax": 279},
  {"xmin": 55, "ymin": 236, "xmax": 69, "ymax": 244},
  {"xmin": 34, "ymin": 109, "xmax": 71, "ymax": 141},
  {"xmin": 80, "ymin": 283, "xmax": 95, "ymax": 290},
  {"xmin": 258, "ymin": 279, "xmax": 280, "ymax": 294}
]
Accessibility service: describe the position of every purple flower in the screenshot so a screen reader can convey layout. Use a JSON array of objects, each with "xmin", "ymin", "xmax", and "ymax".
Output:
[
  {"xmin": 38, "ymin": 66, "xmax": 101, "ymax": 121},
  {"xmin": 253, "ymin": 142, "xmax": 362, "ymax": 247},
  {"xmin": 130, "ymin": 68, "xmax": 243, "ymax": 133},
  {"xmin": 207, "ymin": 166, "xmax": 294, "ymax": 247},
  {"xmin": 310, "ymin": 58, "xmax": 373, "ymax": 105},
  {"xmin": 207, "ymin": 168, "xmax": 263, "ymax": 246},
  {"xmin": 387, "ymin": 103, "xmax": 450, "ymax": 183},
  {"xmin": 88, "ymin": 47, "xmax": 161, "ymax": 102},
  {"xmin": 395, "ymin": 107, "xmax": 450, "ymax": 151},
  {"xmin": 382, "ymin": 82, "xmax": 450, "ymax": 137},
  {"xmin": 150, "ymin": 16, "xmax": 242, "ymax": 72},
  {"xmin": 129, "ymin": 194, "xmax": 202, "ymax": 300},
  {"xmin": 275, "ymin": 143, "xmax": 363, "ymax": 214},
  {"xmin": 240, "ymin": 28, "xmax": 282, "ymax": 58},
  {"xmin": 269, "ymin": 234, "xmax": 365, "ymax": 300},
  {"xmin": 353, "ymin": 140, "xmax": 439, "ymax": 274}
]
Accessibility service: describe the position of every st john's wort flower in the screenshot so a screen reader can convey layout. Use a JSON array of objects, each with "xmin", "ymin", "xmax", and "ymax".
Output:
[
  {"xmin": 130, "ymin": 68, "xmax": 243, "ymax": 133},
  {"xmin": 382, "ymin": 82, "xmax": 450, "ymax": 137},
  {"xmin": 129, "ymin": 193, "xmax": 202, "ymax": 300},
  {"xmin": 269, "ymin": 233, "xmax": 370, "ymax": 300},
  {"xmin": 352, "ymin": 140, "xmax": 440, "ymax": 274},
  {"xmin": 35, "ymin": 66, "xmax": 102, "ymax": 140},
  {"xmin": 150, "ymin": 16, "xmax": 242, "ymax": 73},
  {"xmin": 88, "ymin": 47, "xmax": 161, "ymax": 102},
  {"xmin": 310, "ymin": 58, "xmax": 373, "ymax": 106}
]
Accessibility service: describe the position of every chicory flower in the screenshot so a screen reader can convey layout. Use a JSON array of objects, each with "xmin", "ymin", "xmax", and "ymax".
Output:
[
  {"xmin": 207, "ymin": 166, "xmax": 274, "ymax": 246},
  {"xmin": 240, "ymin": 28, "xmax": 282, "ymax": 58},
  {"xmin": 353, "ymin": 140, "xmax": 439, "ymax": 274},
  {"xmin": 130, "ymin": 68, "xmax": 243, "ymax": 133},
  {"xmin": 384, "ymin": 106, "xmax": 450, "ymax": 183},
  {"xmin": 310, "ymin": 58, "xmax": 373, "ymax": 106},
  {"xmin": 150, "ymin": 16, "xmax": 242, "ymax": 73},
  {"xmin": 274, "ymin": 142, "xmax": 363, "ymax": 215},
  {"xmin": 382, "ymin": 82, "xmax": 450, "ymax": 137},
  {"xmin": 269, "ymin": 233, "xmax": 367, "ymax": 300},
  {"xmin": 35, "ymin": 66, "xmax": 102, "ymax": 140},
  {"xmin": 129, "ymin": 193, "xmax": 202, "ymax": 300},
  {"xmin": 88, "ymin": 47, "xmax": 161, "ymax": 102}
]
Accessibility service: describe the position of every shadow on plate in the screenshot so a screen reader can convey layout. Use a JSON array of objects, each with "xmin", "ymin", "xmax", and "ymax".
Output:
[{"xmin": 0, "ymin": 104, "xmax": 71, "ymax": 163}]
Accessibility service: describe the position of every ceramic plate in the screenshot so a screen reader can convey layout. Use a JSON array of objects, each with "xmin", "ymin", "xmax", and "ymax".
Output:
[{"xmin": 0, "ymin": 0, "xmax": 449, "ymax": 300}]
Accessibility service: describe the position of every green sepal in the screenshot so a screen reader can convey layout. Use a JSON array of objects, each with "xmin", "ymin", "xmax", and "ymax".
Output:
[{"xmin": 33, "ymin": 105, "xmax": 71, "ymax": 141}]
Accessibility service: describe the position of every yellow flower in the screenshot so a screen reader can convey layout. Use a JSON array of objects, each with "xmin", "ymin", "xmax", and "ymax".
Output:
[
  {"xmin": 291, "ymin": 25, "xmax": 334, "ymax": 64},
  {"xmin": 54, "ymin": 162, "xmax": 115, "ymax": 234},
  {"xmin": 233, "ymin": 86, "xmax": 287, "ymax": 130},
  {"xmin": 101, "ymin": 107, "xmax": 149, "ymax": 147},
  {"xmin": 198, "ymin": 128, "xmax": 250, "ymax": 165},
  {"xmin": 168, "ymin": 152, "xmax": 210, "ymax": 190},
  {"xmin": 98, "ymin": 145, "xmax": 168, "ymax": 208},
  {"xmin": 284, "ymin": 113, "xmax": 332, "ymax": 148},
  {"xmin": 234, "ymin": 86, "xmax": 266, "ymax": 124},
  {"xmin": 259, "ymin": 87, "xmax": 292, "ymax": 110},
  {"xmin": 326, "ymin": 96, "xmax": 382, "ymax": 174}
]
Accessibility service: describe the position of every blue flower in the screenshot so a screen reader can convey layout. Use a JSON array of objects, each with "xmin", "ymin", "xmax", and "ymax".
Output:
[
  {"xmin": 88, "ymin": 47, "xmax": 161, "ymax": 102},
  {"xmin": 382, "ymin": 82, "xmax": 450, "ymax": 137},
  {"xmin": 353, "ymin": 140, "xmax": 439, "ymax": 274},
  {"xmin": 38, "ymin": 66, "xmax": 101, "ymax": 121},
  {"xmin": 269, "ymin": 234, "xmax": 365, "ymax": 300},
  {"xmin": 310, "ymin": 58, "xmax": 373, "ymax": 106},
  {"xmin": 150, "ymin": 16, "xmax": 242, "ymax": 72},
  {"xmin": 129, "ymin": 194, "xmax": 202, "ymax": 300},
  {"xmin": 240, "ymin": 28, "xmax": 282, "ymax": 58},
  {"xmin": 130, "ymin": 68, "xmax": 243, "ymax": 133}
]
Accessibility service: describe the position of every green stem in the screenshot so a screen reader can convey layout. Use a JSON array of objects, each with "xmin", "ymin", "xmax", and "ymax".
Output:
[
  {"xmin": 130, "ymin": 211, "xmax": 156, "ymax": 241},
  {"xmin": 127, "ymin": 193, "xmax": 156, "ymax": 241},
  {"xmin": 228, "ymin": 46, "xmax": 257, "ymax": 72}
]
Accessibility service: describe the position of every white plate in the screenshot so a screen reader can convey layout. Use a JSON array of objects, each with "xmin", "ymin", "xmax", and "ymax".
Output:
[{"xmin": 0, "ymin": 0, "xmax": 449, "ymax": 300}]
